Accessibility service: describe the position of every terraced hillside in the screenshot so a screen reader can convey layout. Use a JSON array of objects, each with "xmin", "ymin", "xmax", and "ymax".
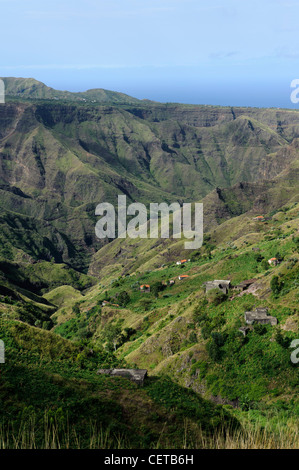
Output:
[{"xmin": 0, "ymin": 78, "xmax": 298, "ymax": 448}]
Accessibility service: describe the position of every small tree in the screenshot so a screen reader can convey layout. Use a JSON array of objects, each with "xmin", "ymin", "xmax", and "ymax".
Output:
[
  {"xmin": 201, "ymin": 325, "xmax": 212, "ymax": 340},
  {"xmin": 42, "ymin": 321, "xmax": 51, "ymax": 330},
  {"xmin": 270, "ymin": 275, "xmax": 281, "ymax": 296},
  {"xmin": 72, "ymin": 303, "xmax": 80, "ymax": 315},
  {"xmin": 105, "ymin": 324, "xmax": 122, "ymax": 352},
  {"xmin": 206, "ymin": 340, "xmax": 222, "ymax": 362},
  {"xmin": 253, "ymin": 323, "xmax": 267, "ymax": 335},
  {"xmin": 206, "ymin": 332, "xmax": 226, "ymax": 362},
  {"xmin": 211, "ymin": 332, "xmax": 226, "ymax": 347},
  {"xmin": 151, "ymin": 281, "xmax": 165, "ymax": 298},
  {"xmin": 189, "ymin": 331, "xmax": 198, "ymax": 344},
  {"xmin": 261, "ymin": 259, "xmax": 269, "ymax": 270},
  {"xmin": 118, "ymin": 291, "xmax": 130, "ymax": 307},
  {"xmin": 139, "ymin": 298, "xmax": 152, "ymax": 311},
  {"xmin": 207, "ymin": 288, "xmax": 227, "ymax": 305},
  {"xmin": 275, "ymin": 328, "xmax": 290, "ymax": 349}
]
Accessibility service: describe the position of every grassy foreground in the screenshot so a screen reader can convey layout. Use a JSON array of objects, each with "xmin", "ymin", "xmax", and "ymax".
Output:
[{"xmin": 0, "ymin": 415, "xmax": 297, "ymax": 449}]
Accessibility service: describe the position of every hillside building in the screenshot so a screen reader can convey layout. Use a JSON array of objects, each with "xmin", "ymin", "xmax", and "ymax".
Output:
[
  {"xmin": 140, "ymin": 284, "xmax": 150, "ymax": 293},
  {"xmin": 96, "ymin": 369, "xmax": 148, "ymax": 386},
  {"xmin": 268, "ymin": 258, "xmax": 279, "ymax": 266},
  {"xmin": 203, "ymin": 280, "xmax": 231, "ymax": 294},
  {"xmin": 178, "ymin": 275, "xmax": 189, "ymax": 280},
  {"xmin": 244, "ymin": 307, "xmax": 277, "ymax": 326}
]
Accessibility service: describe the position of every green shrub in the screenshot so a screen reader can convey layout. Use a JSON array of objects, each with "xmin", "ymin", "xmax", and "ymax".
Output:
[
  {"xmin": 207, "ymin": 288, "xmax": 228, "ymax": 306},
  {"xmin": 270, "ymin": 275, "xmax": 282, "ymax": 296}
]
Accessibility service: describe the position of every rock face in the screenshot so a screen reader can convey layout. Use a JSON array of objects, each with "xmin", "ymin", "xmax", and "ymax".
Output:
[
  {"xmin": 1, "ymin": 88, "xmax": 299, "ymax": 277},
  {"xmin": 96, "ymin": 368, "xmax": 148, "ymax": 386}
]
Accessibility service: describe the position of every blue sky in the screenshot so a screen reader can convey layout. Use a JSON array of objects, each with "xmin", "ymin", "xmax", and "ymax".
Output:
[{"xmin": 1, "ymin": 0, "xmax": 299, "ymax": 107}]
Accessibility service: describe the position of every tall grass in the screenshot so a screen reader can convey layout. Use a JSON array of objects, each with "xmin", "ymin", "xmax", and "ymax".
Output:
[
  {"xmin": 198, "ymin": 422, "xmax": 298, "ymax": 449},
  {"xmin": 0, "ymin": 415, "xmax": 297, "ymax": 449},
  {"xmin": 0, "ymin": 415, "xmax": 126, "ymax": 449},
  {"xmin": 154, "ymin": 417, "xmax": 298, "ymax": 449}
]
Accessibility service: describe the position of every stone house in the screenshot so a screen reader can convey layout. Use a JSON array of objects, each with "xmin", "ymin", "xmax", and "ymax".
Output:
[
  {"xmin": 204, "ymin": 280, "xmax": 231, "ymax": 294},
  {"xmin": 235, "ymin": 278, "xmax": 257, "ymax": 291},
  {"xmin": 244, "ymin": 307, "xmax": 277, "ymax": 326},
  {"xmin": 96, "ymin": 368, "xmax": 148, "ymax": 386}
]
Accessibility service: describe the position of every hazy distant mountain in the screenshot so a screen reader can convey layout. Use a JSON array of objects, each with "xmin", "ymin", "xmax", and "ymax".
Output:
[{"xmin": 1, "ymin": 77, "xmax": 142, "ymax": 104}]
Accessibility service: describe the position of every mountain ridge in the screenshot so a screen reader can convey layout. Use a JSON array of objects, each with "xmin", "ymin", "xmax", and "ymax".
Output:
[
  {"xmin": 1, "ymin": 77, "xmax": 145, "ymax": 104},
  {"xmin": 0, "ymin": 78, "xmax": 298, "ymax": 448}
]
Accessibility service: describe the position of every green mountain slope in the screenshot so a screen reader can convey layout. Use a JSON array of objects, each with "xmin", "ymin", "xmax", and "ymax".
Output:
[
  {"xmin": 0, "ymin": 79, "xmax": 298, "ymax": 448},
  {"xmin": 48, "ymin": 202, "xmax": 299, "ymax": 446},
  {"xmin": 0, "ymin": 95, "xmax": 298, "ymax": 273},
  {"xmin": 0, "ymin": 319, "xmax": 239, "ymax": 449},
  {"xmin": 1, "ymin": 77, "xmax": 142, "ymax": 104}
]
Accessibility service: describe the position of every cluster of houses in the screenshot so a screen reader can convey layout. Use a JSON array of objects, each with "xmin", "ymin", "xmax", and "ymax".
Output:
[
  {"xmin": 202, "ymin": 278, "xmax": 278, "ymax": 332},
  {"xmin": 137, "ymin": 251, "xmax": 280, "ymax": 297},
  {"xmin": 96, "ymin": 248, "xmax": 281, "ymax": 383},
  {"xmin": 140, "ymin": 274, "xmax": 190, "ymax": 293},
  {"xmin": 203, "ymin": 278, "xmax": 263, "ymax": 295},
  {"xmin": 239, "ymin": 308, "xmax": 278, "ymax": 336},
  {"xmin": 138, "ymin": 259, "xmax": 192, "ymax": 293},
  {"xmin": 103, "ymin": 250, "xmax": 281, "ymax": 336},
  {"xmin": 140, "ymin": 260, "xmax": 192, "ymax": 293}
]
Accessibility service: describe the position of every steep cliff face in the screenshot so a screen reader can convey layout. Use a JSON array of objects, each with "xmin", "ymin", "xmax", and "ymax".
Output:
[
  {"xmin": 1, "ymin": 102, "xmax": 298, "ymax": 198},
  {"xmin": 0, "ymin": 93, "xmax": 298, "ymax": 272}
]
